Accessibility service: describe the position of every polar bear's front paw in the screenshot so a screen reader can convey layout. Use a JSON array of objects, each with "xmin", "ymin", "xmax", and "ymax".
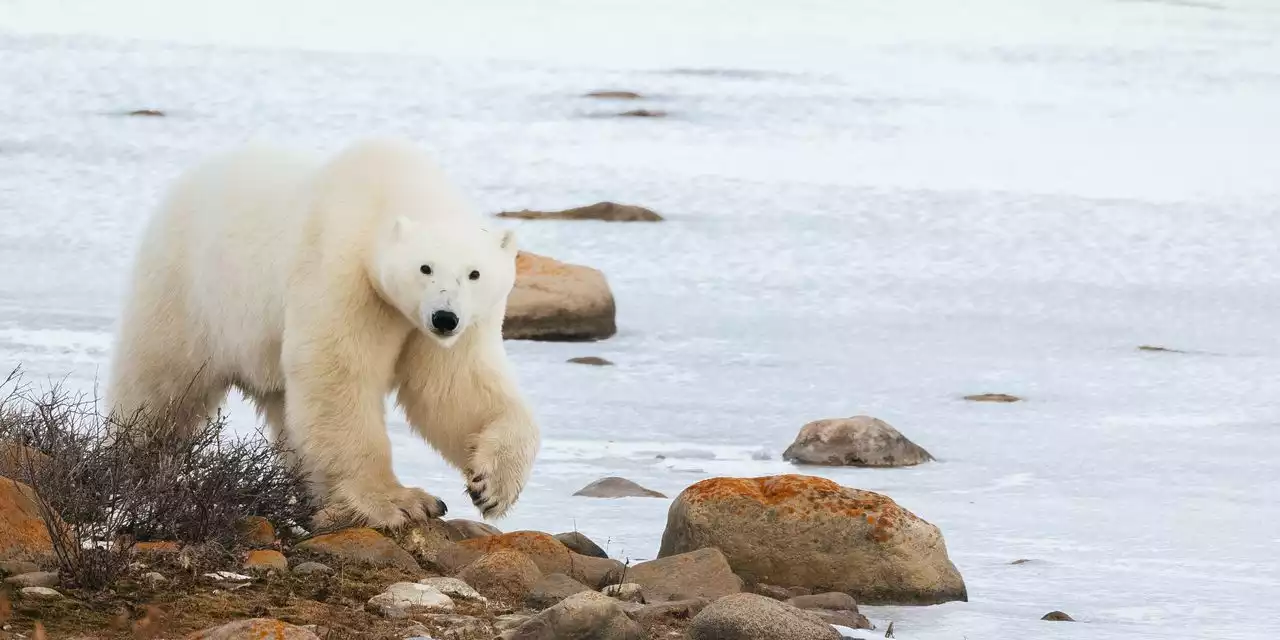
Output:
[
  {"xmin": 464, "ymin": 450, "xmax": 528, "ymax": 520},
  {"xmin": 333, "ymin": 482, "xmax": 447, "ymax": 528}
]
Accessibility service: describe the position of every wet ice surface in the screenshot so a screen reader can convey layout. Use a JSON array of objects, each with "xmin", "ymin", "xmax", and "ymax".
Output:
[{"xmin": 2, "ymin": 1, "xmax": 1280, "ymax": 638}]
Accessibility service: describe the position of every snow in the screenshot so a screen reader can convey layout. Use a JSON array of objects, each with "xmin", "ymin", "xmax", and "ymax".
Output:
[{"xmin": 2, "ymin": 1, "xmax": 1279, "ymax": 638}]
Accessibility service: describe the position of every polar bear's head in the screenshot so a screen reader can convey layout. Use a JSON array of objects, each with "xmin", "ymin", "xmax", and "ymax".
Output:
[{"xmin": 374, "ymin": 216, "xmax": 519, "ymax": 348}]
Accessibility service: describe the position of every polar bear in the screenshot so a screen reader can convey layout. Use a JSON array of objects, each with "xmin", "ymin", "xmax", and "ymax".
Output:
[{"xmin": 105, "ymin": 138, "xmax": 540, "ymax": 527}]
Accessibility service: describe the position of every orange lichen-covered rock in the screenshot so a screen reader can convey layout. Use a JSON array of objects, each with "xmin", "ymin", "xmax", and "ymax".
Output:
[
  {"xmin": 236, "ymin": 516, "xmax": 276, "ymax": 546},
  {"xmin": 503, "ymin": 252, "xmax": 616, "ymax": 342},
  {"xmin": 658, "ymin": 475, "xmax": 966, "ymax": 605},
  {"xmin": 0, "ymin": 477, "xmax": 55, "ymax": 562},
  {"xmin": 243, "ymin": 549, "xmax": 288, "ymax": 573},
  {"xmin": 184, "ymin": 617, "xmax": 319, "ymax": 639},
  {"xmin": 458, "ymin": 531, "xmax": 622, "ymax": 587},
  {"xmin": 295, "ymin": 527, "xmax": 421, "ymax": 572}
]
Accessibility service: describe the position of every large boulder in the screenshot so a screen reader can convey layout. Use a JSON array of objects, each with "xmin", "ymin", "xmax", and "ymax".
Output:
[
  {"xmin": 496, "ymin": 202, "xmax": 663, "ymax": 222},
  {"xmin": 525, "ymin": 573, "xmax": 593, "ymax": 609},
  {"xmin": 689, "ymin": 593, "xmax": 840, "ymax": 640},
  {"xmin": 658, "ymin": 475, "xmax": 966, "ymax": 605},
  {"xmin": 457, "ymin": 531, "xmax": 623, "ymax": 587},
  {"xmin": 504, "ymin": 251, "xmax": 616, "ymax": 342},
  {"xmin": 573, "ymin": 477, "xmax": 667, "ymax": 498},
  {"xmin": 293, "ymin": 527, "xmax": 420, "ymax": 572},
  {"xmin": 0, "ymin": 478, "xmax": 55, "ymax": 562},
  {"xmin": 621, "ymin": 547, "xmax": 742, "ymax": 602},
  {"xmin": 782, "ymin": 416, "xmax": 933, "ymax": 467},
  {"xmin": 509, "ymin": 591, "xmax": 643, "ymax": 640}
]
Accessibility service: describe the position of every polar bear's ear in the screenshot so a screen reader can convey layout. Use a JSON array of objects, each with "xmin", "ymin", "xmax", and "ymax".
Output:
[
  {"xmin": 499, "ymin": 229, "xmax": 518, "ymax": 255},
  {"xmin": 391, "ymin": 215, "xmax": 415, "ymax": 239}
]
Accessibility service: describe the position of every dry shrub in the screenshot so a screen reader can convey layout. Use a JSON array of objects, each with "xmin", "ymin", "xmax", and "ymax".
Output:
[{"xmin": 0, "ymin": 367, "xmax": 317, "ymax": 590}]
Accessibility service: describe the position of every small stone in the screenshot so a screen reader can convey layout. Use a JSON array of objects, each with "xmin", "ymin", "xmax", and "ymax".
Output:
[
  {"xmin": 1042, "ymin": 611, "xmax": 1074, "ymax": 621},
  {"xmin": 585, "ymin": 91, "xmax": 642, "ymax": 99},
  {"xmin": 787, "ymin": 593, "xmax": 859, "ymax": 612},
  {"xmin": 19, "ymin": 586, "xmax": 62, "ymax": 601},
  {"xmin": 963, "ymin": 393, "xmax": 1022, "ymax": 403},
  {"xmin": 295, "ymin": 527, "xmax": 421, "ymax": 572},
  {"xmin": 236, "ymin": 516, "xmax": 276, "ymax": 546},
  {"xmin": 127, "ymin": 109, "xmax": 165, "ymax": 117},
  {"xmin": 618, "ymin": 109, "xmax": 667, "ymax": 118},
  {"xmin": 602, "ymin": 583, "xmax": 644, "ymax": 603},
  {"xmin": 244, "ymin": 549, "xmax": 288, "ymax": 573},
  {"xmin": 567, "ymin": 356, "xmax": 614, "ymax": 366},
  {"xmin": 456, "ymin": 549, "xmax": 542, "ymax": 602},
  {"xmin": 496, "ymin": 202, "xmax": 663, "ymax": 223},
  {"xmin": 368, "ymin": 582, "xmax": 454, "ymax": 619},
  {"xmin": 573, "ymin": 477, "xmax": 667, "ymax": 499},
  {"xmin": 689, "ymin": 593, "xmax": 840, "ymax": 640},
  {"xmin": 782, "ymin": 416, "xmax": 933, "ymax": 468},
  {"xmin": 526, "ymin": 573, "xmax": 592, "ymax": 609},
  {"xmin": 553, "ymin": 532, "xmax": 608, "ymax": 558},
  {"xmin": 183, "ymin": 618, "xmax": 318, "ymax": 639},
  {"xmin": 447, "ymin": 518, "xmax": 502, "ymax": 539},
  {"xmin": 4, "ymin": 571, "xmax": 58, "ymax": 588},
  {"xmin": 291, "ymin": 561, "xmax": 334, "ymax": 576},
  {"xmin": 509, "ymin": 591, "xmax": 642, "ymax": 640},
  {"xmin": 417, "ymin": 576, "xmax": 487, "ymax": 602},
  {"xmin": 142, "ymin": 572, "xmax": 167, "ymax": 586},
  {"xmin": 622, "ymin": 548, "xmax": 743, "ymax": 602}
]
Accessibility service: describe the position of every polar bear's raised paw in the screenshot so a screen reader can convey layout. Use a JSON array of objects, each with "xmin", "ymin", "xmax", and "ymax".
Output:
[{"xmin": 332, "ymin": 482, "xmax": 447, "ymax": 529}]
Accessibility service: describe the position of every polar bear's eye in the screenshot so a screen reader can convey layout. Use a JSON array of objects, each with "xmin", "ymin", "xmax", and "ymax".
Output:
[
  {"xmin": 420, "ymin": 265, "xmax": 432, "ymax": 275},
  {"xmin": 469, "ymin": 270, "xmax": 480, "ymax": 280}
]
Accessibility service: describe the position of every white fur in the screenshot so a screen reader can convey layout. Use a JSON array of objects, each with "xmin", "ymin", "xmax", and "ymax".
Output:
[{"xmin": 105, "ymin": 138, "xmax": 540, "ymax": 526}]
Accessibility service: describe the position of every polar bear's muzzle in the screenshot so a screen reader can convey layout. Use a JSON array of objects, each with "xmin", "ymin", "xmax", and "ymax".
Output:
[{"xmin": 430, "ymin": 309, "xmax": 460, "ymax": 336}]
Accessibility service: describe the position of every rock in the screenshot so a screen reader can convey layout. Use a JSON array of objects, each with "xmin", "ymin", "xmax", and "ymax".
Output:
[
  {"xmin": 622, "ymin": 548, "xmax": 742, "ymax": 602},
  {"xmin": 236, "ymin": 516, "xmax": 275, "ymax": 546},
  {"xmin": 601, "ymin": 582, "xmax": 644, "ymax": 603},
  {"xmin": 0, "ymin": 443, "xmax": 50, "ymax": 479},
  {"xmin": 294, "ymin": 527, "xmax": 421, "ymax": 572},
  {"xmin": 753, "ymin": 583, "xmax": 795, "ymax": 600},
  {"xmin": 787, "ymin": 593, "xmax": 858, "ymax": 611},
  {"xmin": 447, "ymin": 518, "xmax": 502, "ymax": 539},
  {"xmin": 243, "ymin": 549, "xmax": 288, "ymax": 573},
  {"xmin": 127, "ymin": 109, "xmax": 165, "ymax": 117},
  {"xmin": 810, "ymin": 608, "xmax": 872, "ymax": 629},
  {"xmin": 585, "ymin": 91, "xmax": 643, "ymax": 99},
  {"xmin": 497, "ymin": 202, "xmax": 663, "ymax": 223},
  {"xmin": 567, "ymin": 356, "xmax": 613, "ymax": 366},
  {"xmin": 456, "ymin": 548, "xmax": 542, "ymax": 602},
  {"xmin": 781, "ymin": 416, "xmax": 933, "ymax": 468},
  {"xmin": 553, "ymin": 532, "xmax": 608, "ymax": 558},
  {"xmin": 19, "ymin": 586, "xmax": 62, "ymax": 601},
  {"xmin": 658, "ymin": 475, "xmax": 967, "ymax": 605},
  {"xmin": 436, "ymin": 542, "xmax": 483, "ymax": 574},
  {"xmin": 573, "ymin": 477, "xmax": 667, "ymax": 499},
  {"xmin": 618, "ymin": 109, "xmax": 667, "ymax": 118},
  {"xmin": 495, "ymin": 613, "xmax": 532, "ymax": 631},
  {"xmin": 203, "ymin": 571, "xmax": 253, "ymax": 582},
  {"xmin": 391, "ymin": 519, "xmax": 465, "ymax": 566},
  {"xmin": 1042, "ymin": 611, "xmax": 1074, "ymax": 621},
  {"xmin": 133, "ymin": 541, "xmax": 181, "ymax": 553},
  {"xmin": 1138, "ymin": 345, "xmax": 1184, "ymax": 353},
  {"xmin": 184, "ymin": 618, "xmax": 319, "ymax": 639},
  {"xmin": 526, "ymin": 573, "xmax": 592, "ymax": 609},
  {"xmin": 963, "ymin": 393, "xmax": 1021, "ymax": 403},
  {"xmin": 689, "ymin": 593, "xmax": 840, "ymax": 640},
  {"xmin": 627, "ymin": 598, "xmax": 708, "ymax": 625},
  {"xmin": 418, "ymin": 576, "xmax": 487, "ymax": 602},
  {"xmin": 142, "ymin": 571, "xmax": 168, "ymax": 586},
  {"xmin": 0, "ymin": 478, "xmax": 56, "ymax": 562},
  {"xmin": 1, "ymin": 560, "xmax": 41, "ymax": 576},
  {"xmin": 291, "ymin": 561, "xmax": 333, "ymax": 576},
  {"xmin": 457, "ymin": 531, "xmax": 623, "ymax": 587},
  {"xmin": 510, "ymin": 591, "xmax": 643, "ymax": 640},
  {"xmin": 503, "ymin": 251, "xmax": 617, "ymax": 342},
  {"xmin": 3, "ymin": 571, "xmax": 58, "ymax": 588},
  {"xmin": 367, "ymin": 582, "xmax": 454, "ymax": 619}
]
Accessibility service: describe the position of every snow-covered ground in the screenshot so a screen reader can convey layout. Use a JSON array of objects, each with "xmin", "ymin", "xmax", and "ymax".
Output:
[{"xmin": 2, "ymin": 1, "xmax": 1279, "ymax": 638}]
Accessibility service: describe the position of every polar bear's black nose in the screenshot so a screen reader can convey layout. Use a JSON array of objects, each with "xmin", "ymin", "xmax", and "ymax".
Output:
[{"xmin": 431, "ymin": 310, "xmax": 459, "ymax": 334}]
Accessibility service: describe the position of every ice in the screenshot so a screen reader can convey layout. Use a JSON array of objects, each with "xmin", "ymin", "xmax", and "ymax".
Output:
[{"xmin": 2, "ymin": 1, "xmax": 1279, "ymax": 638}]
